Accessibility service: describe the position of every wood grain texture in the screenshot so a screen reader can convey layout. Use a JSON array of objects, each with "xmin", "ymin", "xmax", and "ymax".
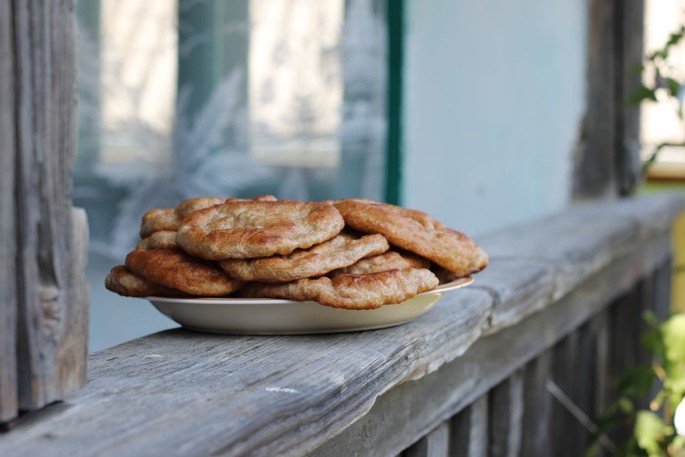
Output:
[
  {"xmin": 471, "ymin": 259, "xmax": 555, "ymax": 334},
  {"xmin": 311, "ymin": 231, "xmax": 673, "ymax": 457},
  {"xmin": 58, "ymin": 208, "xmax": 89, "ymax": 390},
  {"xmin": 9, "ymin": 0, "xmax": 85, "ymax": 416},
  {"xmin": 521, "ymin": 351, "xmax": 553, "ymax": 456},
  {"xmin": 550, "ymin": 331, "xmax": 584, "ymax": 457},
  {"xmin": 479, "ymin": 194, "xmax": 683, "ymax": 301},
  {"xmin": 0, "ymin": 195, "xmax": 680, "ymax": 454},
  {"xmin": 0, "ymin": 291, "xmax": 493, "ymax": 457},
  {"xmin": 0, "ymin": 0, "xmax": 18, "ymax": 424},
  {"xmin": 488, "ymin": 371, "xmax": 523, "ymax": 457},
  {"xmin": 403, "ymin": 422, "xmax": 449, "ymax": 457},
  {"xmin": 447, "ymin": 396, "xmax": 488, "ymax": 457}
]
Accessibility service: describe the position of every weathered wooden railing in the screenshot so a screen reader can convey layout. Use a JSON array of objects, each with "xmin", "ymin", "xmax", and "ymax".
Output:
[{"xmin": 0, "ymin": 194, "xmax": 681, "ymax": 456}]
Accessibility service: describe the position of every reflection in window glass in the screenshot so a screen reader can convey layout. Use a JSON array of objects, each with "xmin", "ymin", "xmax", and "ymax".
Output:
[{"xmin": 74, "ymin": 0, "xmax": 388, "ymax": 351}]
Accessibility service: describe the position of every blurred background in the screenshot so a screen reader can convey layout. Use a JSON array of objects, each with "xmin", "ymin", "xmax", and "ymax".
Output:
[{"xmin": 75, "ymin": 0, "xmax": 685, "ymax": 351}]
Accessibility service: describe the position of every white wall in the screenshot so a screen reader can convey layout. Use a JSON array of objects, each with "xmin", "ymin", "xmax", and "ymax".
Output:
[{"xmin": 402, "ymin": 0, "xmax": 587, "ymax": 235}]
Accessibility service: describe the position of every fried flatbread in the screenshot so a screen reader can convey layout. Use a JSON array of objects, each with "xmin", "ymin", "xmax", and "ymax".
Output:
[
  {"xmin": 177, "ymin": 200, "xmax": 345, "ymax": 260},
  {"xmin": 175, "ymin": 197, "xmax": 226, "ymax": 220},
  {"xmin": 240, "ymin": 268, "xmax": 439, "ymax": 310},
  {"xmin": 136, "ymin": 230, "xmax": 178, "ymax": 250},
  {"xmin": 140, "ymin": 195, "xmax": 278, "ymax": 238},
  {"xmin": 219, "ymin": 233, "xmax": 389, "ymax": 282},
  {"xmin": 140, "ymin": 208, "xmax": 179, "ymax": 238},
  {"xmin": 125, "ymin": 249, "xmax": 244, "ymax": 296},
  {"xmin": 329, "ymin": 250, "xmax": 430, "ymax": 277},
  {"xmin": 105, "ymin": 265, "xmax": 182, "ymax": 297},
  {"xmin": 333, "ymin": 199, "xmax": 489, "ymax": 276}
]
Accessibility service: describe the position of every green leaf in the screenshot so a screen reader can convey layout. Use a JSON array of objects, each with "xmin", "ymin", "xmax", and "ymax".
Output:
[
  {"xmin": 628, "ymin": 85, "xmax": 658, "ymax": 105},
  {"xmin": 666, "ymin": 77, "xmax": 681, "ymax": 97},
  {"xmin": 673, "ymin": 435, "xmax": 685, "ymax": 451},
  {"xmin": 634, "ymin": 411, "xmax": 666, "ymax": 456},
  {"xmin": 641, "ymin": 327, "xmax": 663, "ymax": 355},
  {"xmin": 667, "ymin": 30, "xmax": 684, "ymax": 47},
  {"xmin": 662, "ymin": 314, "xmax": 685, "ymax": 363},
  {"xmin": 619, "ymin": 396, "xmax": 634, "ymax": 414},
  {"xmin": 620, "ymin": 365, "xmax": 657, "ymax": 398},
  {"xmin": 643, "ymin": 310, "xmax": 659, "ymax": 328}
]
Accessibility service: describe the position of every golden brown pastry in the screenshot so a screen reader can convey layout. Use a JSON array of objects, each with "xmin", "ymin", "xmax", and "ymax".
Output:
[
  {"xmin": 125, "ymin": 249, "xmax": 244, "ymax": 296},
  {"xmin": 240, "ymin": 268, "xmax": 439, "ymax": 310},
  {"xmin": 219, "ymin": 232, "xmax": 389, "ymax": 282},
  {"xmin": 333, "ymin": 199, "xmax": 488, "ymax": 277},
  {"xmin": 177, "ymin": 200, "xmax": 345, "ymax": 260}
]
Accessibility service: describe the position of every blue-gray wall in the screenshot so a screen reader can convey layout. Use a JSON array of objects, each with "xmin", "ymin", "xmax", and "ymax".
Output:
[{"xmin": 402, "ymin": 0, "xmax": 587, "ymax": 235}]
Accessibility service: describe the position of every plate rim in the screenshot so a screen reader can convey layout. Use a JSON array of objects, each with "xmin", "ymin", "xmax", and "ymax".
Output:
[{"xmin": 147, "ymin": 276, "xmax": 473, "ymax": 306}]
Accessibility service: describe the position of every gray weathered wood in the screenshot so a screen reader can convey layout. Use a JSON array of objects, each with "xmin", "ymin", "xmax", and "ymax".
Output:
[
  {"xmin": 0, "ymin": 195, "xmax": 680, "ymax": 455},
  {"xmin": 311, "ymin": 231, "xmax": 672, "ymax": 457},
  {"xmin": 0, "ymin": 0, "xmax": 18, "ymax": 424},
  {"xmin": 0, "ymin": 291, "xmax": 492, "ymax": 457},
  {"xmin": 2, "ymin": 0, "xmax": 87, "ymax": 422},
  {"xmin": 479, "ymin": 194, "xmax": 683, "ymax": 302},
  {"xmin": 573, "ymin": 0, "xmax": 616, "ymax": 199},
  {"xmin": 58, "ymin": 208, "xmax": 90, "ymax": 389},
  {"xmin": 448, "ymin": 396, "xmax": 487, "ymax": 457},
  {"xmin": 550, "ymin": 331, "xmax": 583, "ymax": 457},
  {"xmin": 471, "ymin": 259, "xmax": 555, "ymax": 334},
  {"xmin": 404, "ymin": 422, "xmax": 450, "ymax": 457},
  {"xmin": 488, "ymin": 370, "xmax": 523, "ymax": 457},
  {"xmin": 653, "ymin": 259, "xmax": 672, "ymax": 320},
  {"xmin": 521, "ymin": 351, "xmax": 553, "ymax": 456}
]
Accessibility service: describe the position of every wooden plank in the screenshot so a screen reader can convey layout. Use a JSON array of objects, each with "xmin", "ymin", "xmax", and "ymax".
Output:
[
  {"xmin": 480, "ymin": 203, "xmax": 638, "ymax": 300},
  {"xmin": 653, "ymin": 259, "xmax": 672, "ymax": 319},
  {"xmin": 0, "ymin": 290, "xmax": 492, "ymax": 457},
  {"xmin": 573, "ymin": 0, "xmax": 616, "ymax": 199},
  {"xmin": 592, "ymin": 309, "xmax": 610, "ymax": 423},
  {"xmin": 12, "ymin": 0, "xmax": 82, "ymax": 412},
  {"xmin": 311, "ymin": 231, "xmax": 672, "ymax": 457},
  {"xmin": 550, "ymin": 332, "xmax": 583, "ymax": 457},
  {"xmin": 57, "ymin": 208, "xmax": 90, "ymax": 390},
  {"xmin": 403, "ymin": 422, "xmax": 449, "ymax": 457},
  {"xmin": 471, "ymin": 259, "xmax": 555, "ymax": 334},
  {"xmin": 0, "ymin": 196, "xmax": 678, "ymax": 455},
  {"xmin": 0, "ymin": 0, "xmax": 18, "ymax": 424},
  {"xmin": 448, "ymin": 395, "xmax": 487, "ymax": 457},
  {"xmin": 480, "ymin": 194, "xmax": 683, "ymax": 301},
  {"xmin": 487, "ymin": 371, "xmax": 523, "ymax": 457},
  {"xmin": 521, "ymin": 351, "xmax": 553, "ymax": 456}
]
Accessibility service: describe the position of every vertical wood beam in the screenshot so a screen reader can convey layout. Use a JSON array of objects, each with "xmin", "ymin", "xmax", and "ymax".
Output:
[
  {"xmin": 403, "ymin": 422, "xmax": 450, "ymax": 457},
  {"xmin": 0, "ymin": 0, "xmax": 18, "ymax": 424},
  {"xmin": 488, "ymin": 370, "xmax": 524, "ymax": 457},
  {"xmin": 2, "ymin": 0, "xmax": 87, "ymax": 423},
  {"xmin": 573, "ymin": 0, "xmax": 617, "ymax": 199},
  {"xmin": 448, "ymin": 395, "xmax": 488, "ymax": 457},
  {"xmin": 521, "ymin": 351, "xmax": 553, "ymax": 456},
  {"xmin": 615, "ymin": 0, "xmax": 644, "ymax": 195}
]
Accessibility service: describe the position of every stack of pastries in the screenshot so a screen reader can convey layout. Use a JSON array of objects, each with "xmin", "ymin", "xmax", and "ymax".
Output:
[{"xmin": 105, "ymin": 196, "xmax": 488, "ymax": 310}]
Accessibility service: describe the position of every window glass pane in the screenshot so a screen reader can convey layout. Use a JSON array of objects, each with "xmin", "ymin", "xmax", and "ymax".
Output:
[{"xmin": 75, "ymin": 0, "xmax": 389, "ymax": 351}]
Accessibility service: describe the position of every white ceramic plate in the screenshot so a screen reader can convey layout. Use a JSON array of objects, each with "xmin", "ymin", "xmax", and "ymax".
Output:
[{"xmin": 147, "ymin": 277, "xmax": 473, "ymax": 335}]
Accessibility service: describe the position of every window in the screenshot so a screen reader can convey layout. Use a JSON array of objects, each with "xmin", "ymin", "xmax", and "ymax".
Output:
[{"xmin": 74, "ymin": 0, "xmax": 393, "ymax": 351}]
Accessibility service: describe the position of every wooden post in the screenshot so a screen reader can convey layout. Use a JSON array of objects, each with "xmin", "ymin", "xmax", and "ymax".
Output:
[
  {"xmin": 488, "ymin": 371, "xmax": 524, "ymax": 457},
  {"xmin": 615, "ymin": 0, "xmax": 644, "ymax": 196},
  {"xmin": 0, "ymin": 0, "xmax": 18, "ymax": 425},
  {"xmin": 573, "ymin": 0, "xmax": 617, "ymax": 199},
  {"xmin": 573, "ymin": 0, "xmax": 645, "ymax": 199},
  {"xmin": 0, "ymin": 0, "xmax": 89, "ymax": 425}
]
